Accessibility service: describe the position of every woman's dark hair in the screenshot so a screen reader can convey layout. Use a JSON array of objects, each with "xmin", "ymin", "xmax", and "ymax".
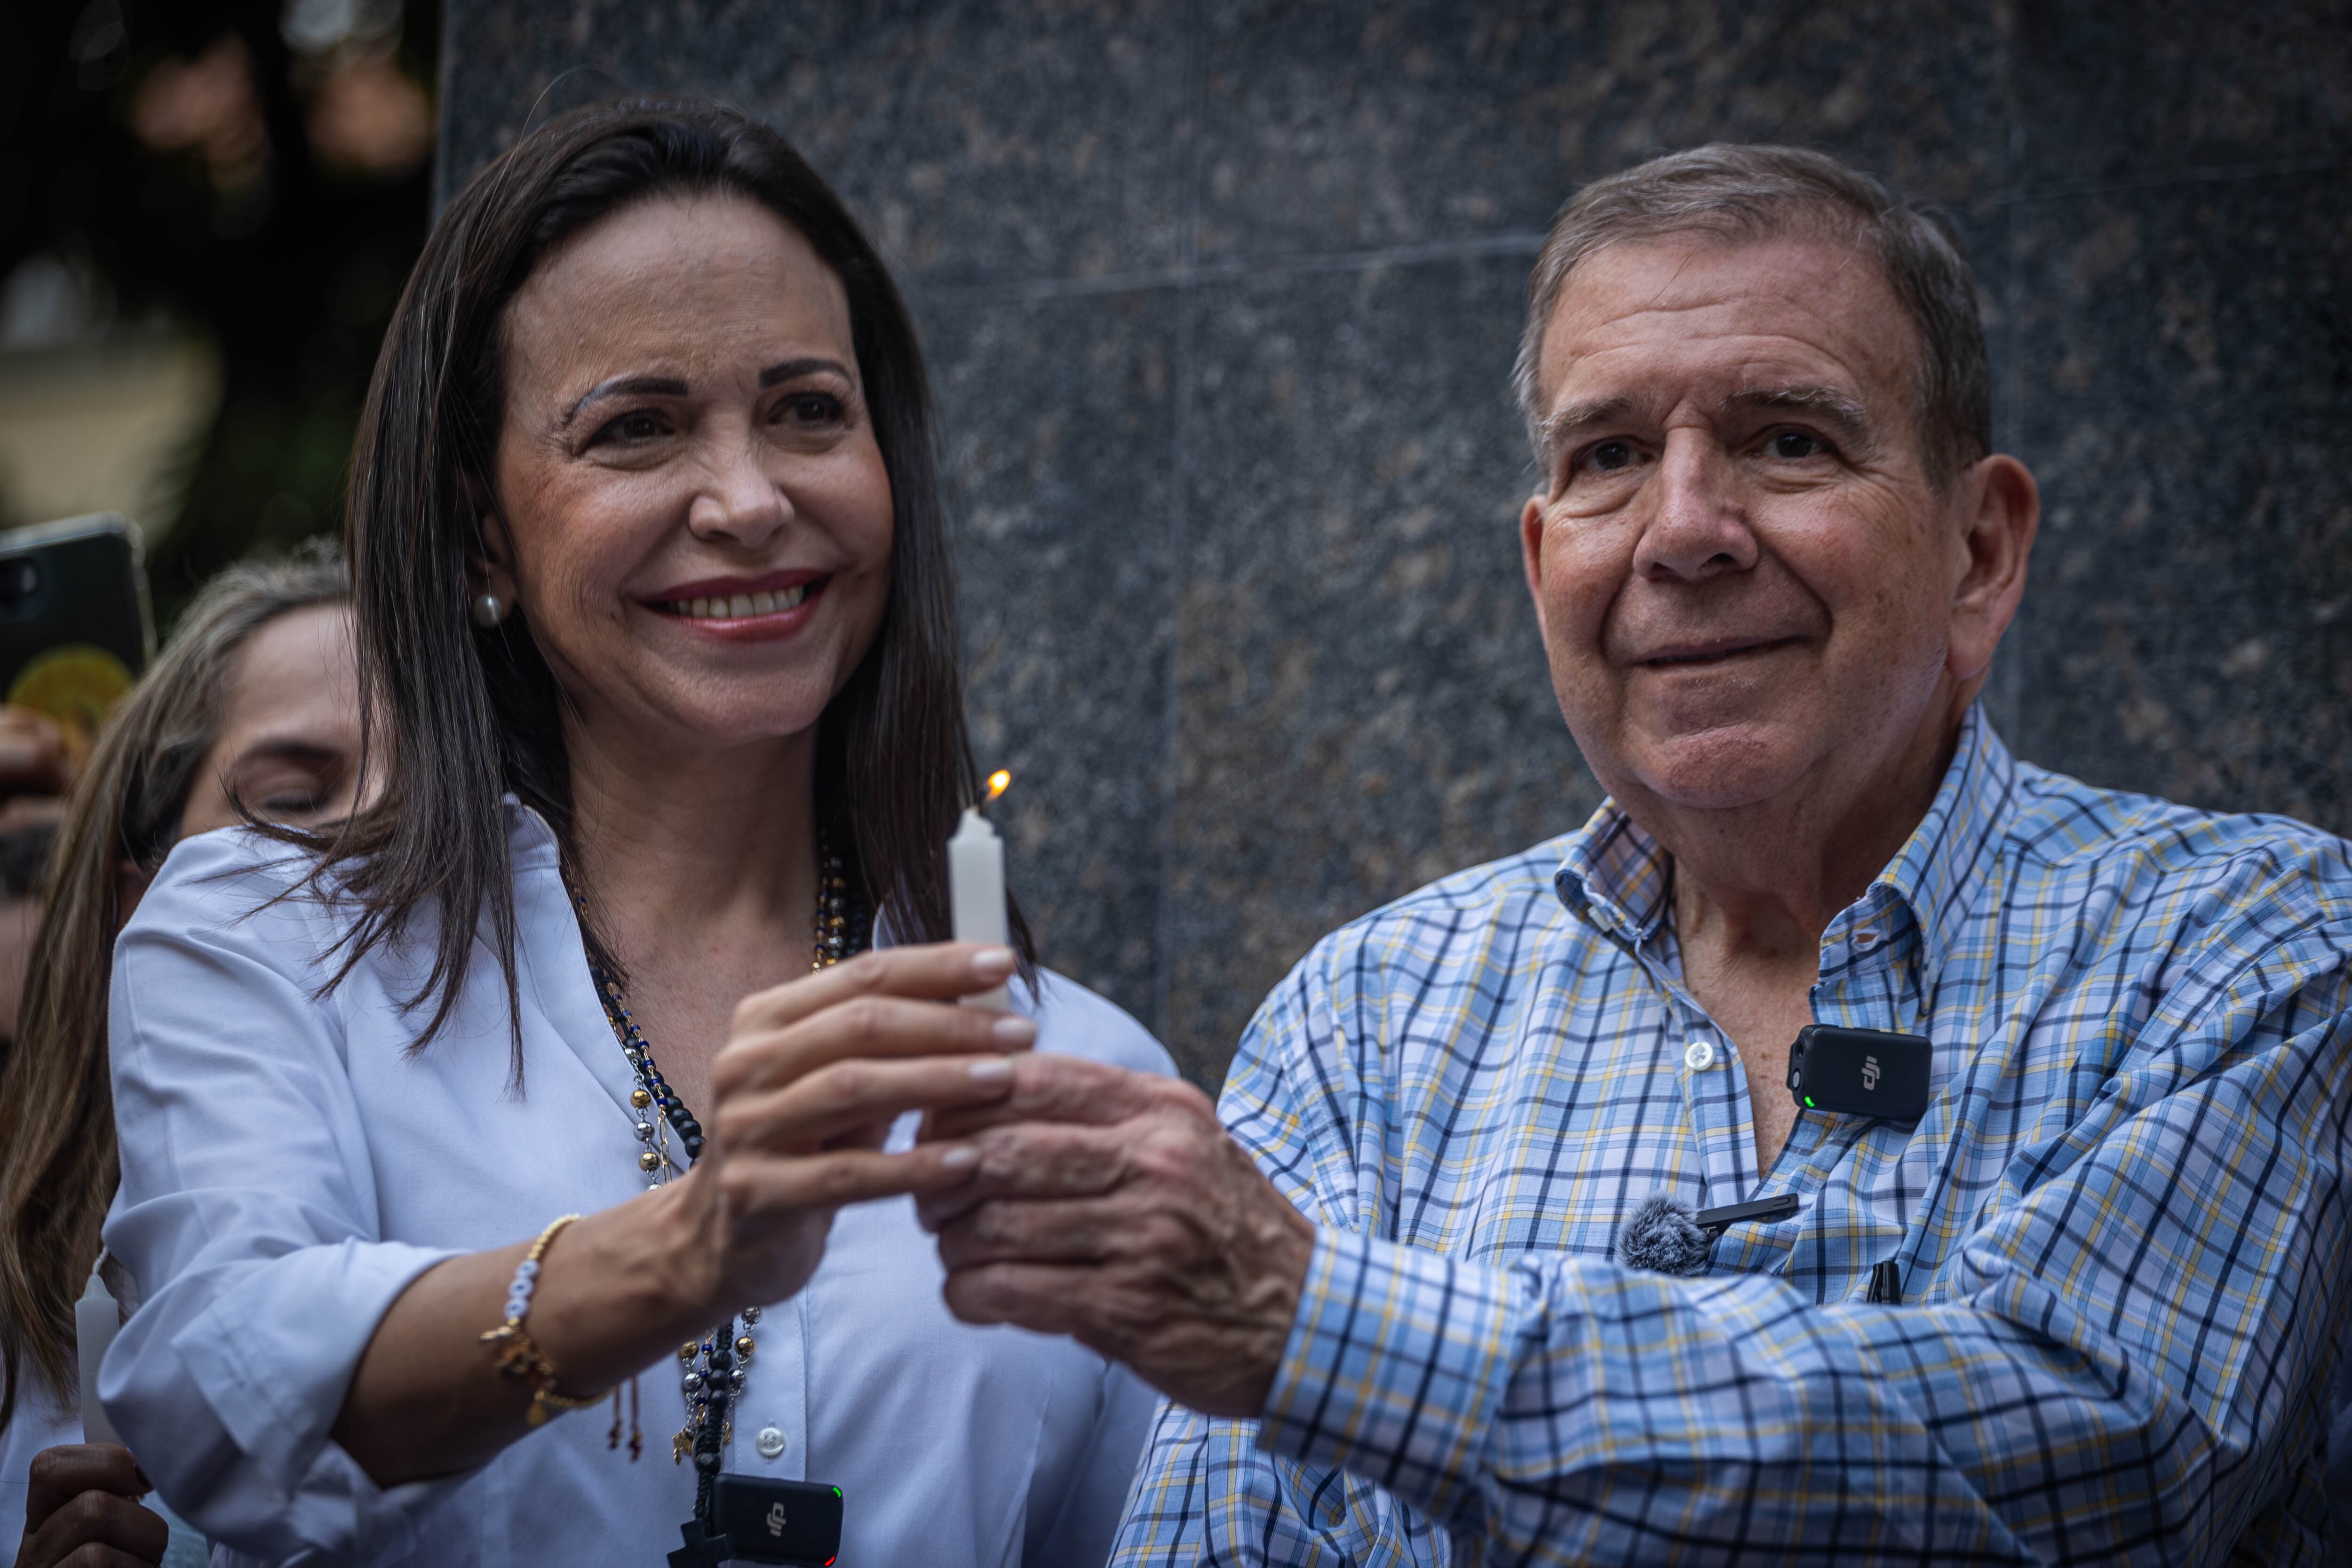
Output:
[{"xmin": 324, "ymin": 98, "xmax": 1024, "ymax": 1059}]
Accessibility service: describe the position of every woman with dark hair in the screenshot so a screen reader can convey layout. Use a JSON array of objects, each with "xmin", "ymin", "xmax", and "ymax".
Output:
[
  {"xmin": 0, "ymin": 546, "xmax": 357, "ymax": 1568},
  {"xmin": 99, "ymin": 100, "xmax": 1168, "ymax": 1567}
]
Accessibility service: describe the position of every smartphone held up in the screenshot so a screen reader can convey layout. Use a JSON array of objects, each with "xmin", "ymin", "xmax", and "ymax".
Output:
[{"xmin": 0, "ymin": 512, "xmax": 153, "ymax": 769}]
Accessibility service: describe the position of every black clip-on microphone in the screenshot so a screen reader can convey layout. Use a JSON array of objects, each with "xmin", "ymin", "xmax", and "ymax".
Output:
[
  {"xmin": 1785, "ymin": 1024, "xmax": 1935, "ymax": 1305},
  {"xmin": 1785, "ymin": 1025, "xmax": 1932, "ymax": 1122},
  {"xmin": 671, "ymin": 1478, "xmax": 843, "ymax": 1568},
  {"xmin": 1692, "ymin": 1192, "xmax": 1799, "ymax": 1236},
  {"xmin": 1619, "ymin": 1025, "xmax": 1936, "ymax": 1280}
]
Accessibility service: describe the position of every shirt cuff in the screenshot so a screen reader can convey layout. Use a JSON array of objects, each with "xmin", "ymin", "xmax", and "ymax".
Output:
[
  {"xmin": 104, "ymin": 1235, "xmax": 465, "ymax": 1560},
  {"xmin": 1253, "ymin": 1226, "xmax": 1521, "ymax": 1517}
]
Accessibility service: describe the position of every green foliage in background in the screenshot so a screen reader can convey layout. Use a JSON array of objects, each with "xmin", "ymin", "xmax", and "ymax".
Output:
[{"xmin": 1, "ymin": 0, "xmax": 438, "ymax": 631}]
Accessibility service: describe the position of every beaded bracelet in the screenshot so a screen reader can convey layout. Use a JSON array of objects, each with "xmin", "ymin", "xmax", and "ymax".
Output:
[{"xmin": 480, "ymin": 1213, "xmax": 608, "ymax": 1426}]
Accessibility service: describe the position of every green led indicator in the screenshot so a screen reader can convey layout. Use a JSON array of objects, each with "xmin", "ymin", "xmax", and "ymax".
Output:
[
  {"xmin": 831, "ymin": 1488, "xmax": 842, "ymax": 1498},
  {"xmin": 1804, "ymin": 1095, "xmax": 1816, "ymax": 1107}
]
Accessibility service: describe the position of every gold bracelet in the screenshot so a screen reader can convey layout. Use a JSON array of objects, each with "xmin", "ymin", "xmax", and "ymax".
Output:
[{"xmin": 480, "ymin": 1213, "xmax": 608, "ymax": 1426}]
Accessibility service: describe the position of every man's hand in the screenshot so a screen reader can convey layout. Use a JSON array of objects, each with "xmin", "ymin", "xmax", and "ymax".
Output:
[
  {"xmin": 14, "ymin": 1444, "xmax": 169, "ymax": 1568},
  {"xmin": 915, "ymin": 1056, "xmax": 1316, "ymax": 1418}
]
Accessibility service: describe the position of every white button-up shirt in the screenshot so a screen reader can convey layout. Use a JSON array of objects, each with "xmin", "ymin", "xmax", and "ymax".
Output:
[{"xmin": 102, "ymin": 804, "xmax": 1170, "ymax": 1567}]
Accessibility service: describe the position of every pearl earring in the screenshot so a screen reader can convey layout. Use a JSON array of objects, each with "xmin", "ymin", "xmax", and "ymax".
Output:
[{"xmin": 471, "ymin": 592, "xmax": 506, "ymax": 628}]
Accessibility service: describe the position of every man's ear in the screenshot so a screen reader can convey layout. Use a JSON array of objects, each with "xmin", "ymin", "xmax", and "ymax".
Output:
[
  {"xmin": 460, "ymin": 472, "xmax": 520, "ymax": 606},
  {"xmin": 1519, "ymin": 493, "xmax": 1550, "ymax": 642},
  {"xmin": 1946, "ymin": 454, "xmax": 2038, "ymax": 686}
]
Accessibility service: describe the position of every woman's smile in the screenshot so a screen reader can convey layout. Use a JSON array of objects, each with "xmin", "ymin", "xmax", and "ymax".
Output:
[{"xmin": 640, "ymin": 567, "xmax": 832, "ymax": 640}]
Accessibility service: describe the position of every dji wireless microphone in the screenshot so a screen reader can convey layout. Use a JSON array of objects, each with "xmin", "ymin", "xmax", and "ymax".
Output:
[
  {"xmin": 672, "ymin": 1477, "xmax": 843, "ymax": 1567},
  {"xmin": 1785, "ymin": 1025, "xmax": 1932, "ymax": 1123}
]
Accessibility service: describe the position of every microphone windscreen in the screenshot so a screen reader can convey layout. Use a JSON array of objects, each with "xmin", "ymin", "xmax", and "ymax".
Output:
[{"xmin": 1616, "ymin": 1191, "xmax": 1712, "ymax": 1275}]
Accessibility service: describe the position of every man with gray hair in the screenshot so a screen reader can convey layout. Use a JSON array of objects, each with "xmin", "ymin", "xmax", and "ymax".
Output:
[{"xmin": 917, "ymin": 144, "xmax": 2352, "ymax": 1562}]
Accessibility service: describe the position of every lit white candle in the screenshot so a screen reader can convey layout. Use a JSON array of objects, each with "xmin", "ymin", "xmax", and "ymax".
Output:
[
  {"xmin": 949, "ymin": 771, "xmax": 1012, "ymax": 1009},
  {"xmin": 76, "ymin": 1265, "xmax": 121, "ymax": 1444}
]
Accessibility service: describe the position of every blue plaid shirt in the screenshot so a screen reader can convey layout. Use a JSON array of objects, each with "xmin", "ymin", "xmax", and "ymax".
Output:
[{"xmin": 1113, "ymin": 708, "xmax": 2352, "ymax": 1565}]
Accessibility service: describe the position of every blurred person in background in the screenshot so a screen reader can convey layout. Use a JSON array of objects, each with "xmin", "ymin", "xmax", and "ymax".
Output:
[
  {"xmin": 0, "ymin": 547, "xmax": 355, "ymax": 1568},
  {"xmin": 2, "ymin": 1, "xmax": 437, "ymax": 615},
  {"xmin": 0, "ymin": 708, "xmax": 75, "ymax": 1062}
]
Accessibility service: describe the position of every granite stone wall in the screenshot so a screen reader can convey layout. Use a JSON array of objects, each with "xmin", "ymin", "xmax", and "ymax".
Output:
[{"xmin": 439, "ymin": 0, "xmax": 2352, "ymax": 1086}]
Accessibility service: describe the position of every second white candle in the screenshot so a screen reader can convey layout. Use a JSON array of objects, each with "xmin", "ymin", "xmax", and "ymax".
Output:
[{"xmin": 76, "ymin": 1266, "xmax": 121, "ymax": 1444}]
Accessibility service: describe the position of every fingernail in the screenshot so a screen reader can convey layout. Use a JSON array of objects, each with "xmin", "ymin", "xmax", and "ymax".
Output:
[
  {"xmin": 939, "ymin": 1144, "xmax": 978, "ymax": 1169},
  {"xmin": 968, "ymin": 1055, "xmax": 1013, "ymax": 1081},
  {"xmin": 972, "ymin": 946, "xmax": 1016, "ymax": 979},
  {"xmin": 989, "ymin": 1014, "xmax": 1035, "ymax": 1045}
]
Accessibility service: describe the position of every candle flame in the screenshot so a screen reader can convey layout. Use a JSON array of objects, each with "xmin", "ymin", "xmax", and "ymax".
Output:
[{"xmin": 985, "ymin": 769, "xmax": 1012, "ymax": 803}]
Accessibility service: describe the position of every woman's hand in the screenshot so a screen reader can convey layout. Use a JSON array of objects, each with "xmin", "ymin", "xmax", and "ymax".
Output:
[
  {"xmin": 334, "ymin": 941, "xmax": 1029, "ymax": 1488},
  {"xmin": 13, "ymin": 1444, "xmax": 169, "ymax": 1568},
  {"xmin": 674, "ymin": 941, "xmax": 1036, "ymax": 1312}
]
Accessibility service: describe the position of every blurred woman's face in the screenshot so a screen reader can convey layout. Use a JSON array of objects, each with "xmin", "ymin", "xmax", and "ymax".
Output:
[
  {"xmin": 480, "ymin": 191, "xmax": 894, "ymax": 756},
  {"xmin": 177, "ymin": 601, "xmax": 370, "ymax": 838}
]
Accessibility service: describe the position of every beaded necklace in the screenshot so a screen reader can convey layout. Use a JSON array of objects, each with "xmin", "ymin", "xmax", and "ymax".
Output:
[{"xmin": 578, "ymin": 835, "xmax": 869, "ymax": 1523}]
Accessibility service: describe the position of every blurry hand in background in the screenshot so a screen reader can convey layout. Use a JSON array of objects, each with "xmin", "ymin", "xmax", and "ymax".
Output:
[
  {"xmin": 0, "ymin": 707, "xmax": 72, "ymax": 818},
  {"xmin": 0, "ymin": 705, "xmax": 72, "ymax": 1051},
  {"xmin": 12, "ymin": 1444, "xmax": 167, "ymax": 1568}
]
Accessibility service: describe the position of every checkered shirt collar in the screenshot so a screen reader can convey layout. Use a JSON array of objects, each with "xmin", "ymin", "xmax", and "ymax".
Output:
[{"xmin": 1552, "ymin": 704, "xmax": 2020, "ymax": 972}]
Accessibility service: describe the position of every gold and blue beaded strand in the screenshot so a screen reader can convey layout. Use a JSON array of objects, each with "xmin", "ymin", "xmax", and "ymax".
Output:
[{"xmin": 573, "ymin": 834, "xmax": 868, "ymax": 1513}]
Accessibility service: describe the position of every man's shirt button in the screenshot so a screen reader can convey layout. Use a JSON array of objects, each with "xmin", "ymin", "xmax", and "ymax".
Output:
[
  {"xmin": 755, "ymin": 1425, "xmax": 787, "ymax": 1459},
  {"xmin": 1684, "ymin": 1040, "xmax": 1716, "ymax": 1071}
]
